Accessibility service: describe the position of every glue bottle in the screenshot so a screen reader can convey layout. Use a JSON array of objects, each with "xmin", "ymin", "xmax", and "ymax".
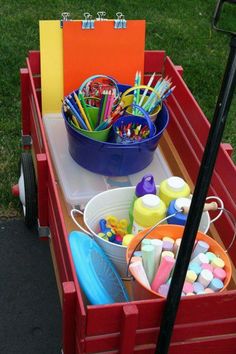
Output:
[
  {"xmin": 166, "ymin": 197, "xmax": 191, "ymax": 226},
  {"xmin": 159, "ymin": 176, "xmax": 191, "ymax": 207},
  {"xmin": 127, "ymin": 174, "xmax": 156, "ymax": 233},
  {"xmin": 132, "ymin": 194, "xmax": 166, "ymax": 235}
]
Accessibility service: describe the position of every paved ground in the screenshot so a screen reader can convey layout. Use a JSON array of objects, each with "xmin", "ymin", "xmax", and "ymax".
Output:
[{"xmin": 0, "ymin": 218, "xmax": 61, "ymax": 354}]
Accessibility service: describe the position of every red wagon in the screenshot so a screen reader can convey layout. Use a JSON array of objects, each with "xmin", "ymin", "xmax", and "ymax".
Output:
[{"xmin": 16, "ymin": 45, "xmax": 236, "ymax": 353}]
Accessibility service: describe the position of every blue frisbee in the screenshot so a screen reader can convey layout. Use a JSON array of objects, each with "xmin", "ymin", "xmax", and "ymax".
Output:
[{"xmin": 69, "ymin": 231, "xmax": 130, "ymax": 305}]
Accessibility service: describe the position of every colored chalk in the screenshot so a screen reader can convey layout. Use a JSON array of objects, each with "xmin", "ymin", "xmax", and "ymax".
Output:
[
  {"xmin": 186, "ymin": 292, "xmax": 195, "ymax": 296},
  {"xmin": 141, "ymin": 239, "xmax": 152, "ymax": 248},
  {"xmin": 162, "ymin": 240, "xmax": 174, "ymax": 252},
  {"xmin": 134, "ymin": 251, "xmax": 142, "ymax": 257},
  {"xmin": 190, "ymin": 252, "xmax": 209, "ymax": 266},
  {"xmin": 173, "ymin": 238, "xmax": 182, "ymax": 255},
  {"xmin": 205, "ymin": 251, "xmax": 217, "ymax": 263},
  {"xmin": 129, "ymin": 261, "xmax": 151, "ymax": 289},
  {"xmin": 158, "ymin": 283, "xmax": 170, "ymax": 297},
  {"xmin": 188, "ymin": 262, "xmax": 202, "ymax": 276},
  {"xmin": 186, "ymin": 270, "xmax": 197, "ymax": 283},
  {"xmin": 183, "ymin": 282, "xmax": 194, "ymax": 294},
  {"xmin": 130, "ymin": 256, "xmax": 142, "ymax": 263},
  {"xmin": 213, "ymin": 267, "xmax": 226, "ymax": 281},
  {"xmin": 151, "ymin": 256, "xmax": 175, "ymax": 292},
  {"xmin": 193, "ymin": 281, "xmax": 205, "ymax": 294},
  {"xmin": 204, "ymin": 288, "xmax": 214, "ymax": 294},
  {"xmin": 201, "ymin": 263, "xmax": 214, "ymax": 272},
  {"xmin": 198, "ymin": 269, "xmax": 213, "ymax": 288},
  {"xmin": 162, "ymin": 236, "xmax": 174, "ymax": 244},
  {"xmin": 191, "ymin": 240, "xmax": 209, "ymax": 260},
  {"xmin": 211, "ymin": 257, "xmax": 225, "ymax": 269},
  {"xmin": 161, "ymin": 251, "xmax": 175, "ymax": 259},
  {"xmin": 141, "ymin": 245, "xmax": 156, "ymax": 283},
  {"xmin": 209, "ymin": 278, "xmax": 224, "ymax": 292},
  {"xmin": 150, "ymin": 239, "xmax": 163, "ymax": 270}
]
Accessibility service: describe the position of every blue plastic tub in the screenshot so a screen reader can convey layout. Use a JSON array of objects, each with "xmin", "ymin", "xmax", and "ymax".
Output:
[{"xmin": 62, "ymin": 101, "xmax": 169, "ymax": 176}]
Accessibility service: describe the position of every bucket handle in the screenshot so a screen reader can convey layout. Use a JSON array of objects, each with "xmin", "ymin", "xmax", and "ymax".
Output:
[
  {"xmin": 121, "ymin": 85, "xmax": 160, "ymax": 101},
  {"xmin": 70, "ymin": 208, "xmax": 94, "ymax": 238},
  {"xmin": 205, "ymin": 196, "xmax": 224, "ymax": 224}
]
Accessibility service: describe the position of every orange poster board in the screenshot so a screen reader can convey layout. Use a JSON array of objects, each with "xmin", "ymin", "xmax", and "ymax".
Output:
[{"xmin": 63, "ymin": 20, "xmax": 146, "ymax": 95}]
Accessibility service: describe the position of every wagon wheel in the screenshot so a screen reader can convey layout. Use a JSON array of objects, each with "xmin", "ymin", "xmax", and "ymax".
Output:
[{"xmin": 18, "ymin": 152, "xmax": 38, "ymax": 228}]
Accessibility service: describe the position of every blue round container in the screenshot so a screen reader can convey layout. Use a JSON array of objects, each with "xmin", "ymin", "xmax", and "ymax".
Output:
[{"xmin": 63, "ymin": 103, "xmax": 169, "ymax": 176}]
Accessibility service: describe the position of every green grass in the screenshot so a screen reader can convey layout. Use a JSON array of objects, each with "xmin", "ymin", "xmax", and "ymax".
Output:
[{"xmin": 0, "ymin": 0, "xmax": 235, "ymax": 217}]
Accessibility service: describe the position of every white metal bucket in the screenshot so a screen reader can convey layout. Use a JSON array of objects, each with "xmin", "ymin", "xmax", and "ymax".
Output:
[{"xmin": 73, "ymin": 186, "xmax": 223, "ymax": 277}]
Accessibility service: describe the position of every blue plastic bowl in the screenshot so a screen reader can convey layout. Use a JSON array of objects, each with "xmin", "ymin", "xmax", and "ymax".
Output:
[{"xmin": 62, "ymin": 101, "xmax": 169, "ymax": 176}]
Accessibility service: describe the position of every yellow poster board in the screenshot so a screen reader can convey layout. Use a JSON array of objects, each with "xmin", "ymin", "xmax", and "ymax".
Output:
[{"xmin": 39, "ymin": 20, "xmax": 63, "ymax": 114}]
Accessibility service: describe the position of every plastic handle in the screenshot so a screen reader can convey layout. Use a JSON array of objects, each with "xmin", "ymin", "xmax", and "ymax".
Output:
[
  {"xmin": 206, "ymin": 196, "xmax": 224, "ymax": 224},
  {"xmin": 182, "ymin": 201, "xmax": 218, "ymax": 214}
]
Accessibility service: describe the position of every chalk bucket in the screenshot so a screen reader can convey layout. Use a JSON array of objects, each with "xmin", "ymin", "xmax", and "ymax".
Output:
[
  {"xmin": 82, "ymin": 187, "xmax": 212, "ymax": 278},
  {"xmin": 126, "ymin": 224, "xmax": 232, "ymax": 300}
]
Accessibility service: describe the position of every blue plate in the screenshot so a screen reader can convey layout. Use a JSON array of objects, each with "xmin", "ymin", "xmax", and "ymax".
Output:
[{"xmin": 69, "ymin": 231, "xmax": 130, "ymax": 305}]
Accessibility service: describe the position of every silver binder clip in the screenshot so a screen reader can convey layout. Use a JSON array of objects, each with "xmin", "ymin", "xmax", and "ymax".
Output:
[
  {"xmin": 82, "ymin": 13, "xmax": 95, "ymax": 29},
  {"xmin": 96, "ymin": 11, "xmax": 107, "ymax": 21},
  {"xmin": 60, "ymin": 12, "xmax": 71, "ymax": 28},
  {"xmin": 114, "ymin": 12, "xmax": 126, "ymax": 29}
]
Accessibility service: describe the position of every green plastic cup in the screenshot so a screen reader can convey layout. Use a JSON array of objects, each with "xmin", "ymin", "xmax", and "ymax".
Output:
[{"xmin": 76, "ymin": 106, "xmax": 111, "ymax": 142}]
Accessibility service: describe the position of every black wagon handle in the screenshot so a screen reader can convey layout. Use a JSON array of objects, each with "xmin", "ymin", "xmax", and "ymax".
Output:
[
  {"xmin": 155, "ymin": 1, "xmax": 236, "ymax": 353},
  {"xmin": 213, "ymin": 0, "xmax": 236, "ymax": 35}
]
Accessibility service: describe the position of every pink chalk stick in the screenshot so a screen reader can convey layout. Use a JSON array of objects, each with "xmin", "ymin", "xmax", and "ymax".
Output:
[
  {"xmin": 183, "ymin": 282, "xmax": 194, "ymax": 294},
  {"xmin": 129, "ymin": 261, "xmax": 151, "ymax": 289},
  {"xmin": 213, "ymin": 267, "xmax": 227, "ymax": 281},
  {"xmin": 151, "ymin": 256, "xmax": 175, "ymax": 292}
]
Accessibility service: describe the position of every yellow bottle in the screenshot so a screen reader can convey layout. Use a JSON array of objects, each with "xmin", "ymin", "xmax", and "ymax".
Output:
[
  {"xmin": 132, "ymin": 194, "xmax": 166, "ymax": 235},
  {"xmin": 159, "ymin": 176, "xmax": 191, "ymax": 207}
]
